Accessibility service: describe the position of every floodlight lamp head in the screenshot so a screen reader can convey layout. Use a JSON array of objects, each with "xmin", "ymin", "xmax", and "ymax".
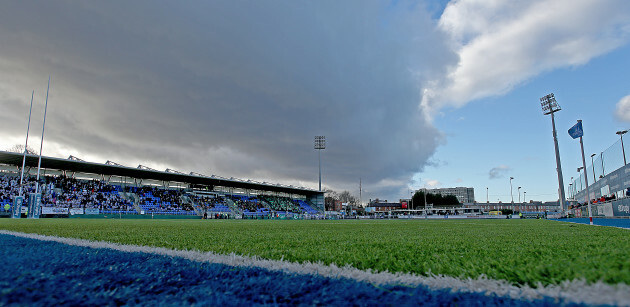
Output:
[
  {"xmin": 540, "ymin": 93, "xmax": 561, "ymax": 115},
  {"xmin": 577, "ymin": 166, "xmax": 584, "ymax": 172},
  {"xmin": 616, "ymin": 129, "xmax": 629, "ymax": 136},
  {"xmin": 591, "ymin": 153, "xmax": 596, "ymax": 157},
  {"xmin": 314, "ymin": 135, "xmax": 326, "ymax": 150}
]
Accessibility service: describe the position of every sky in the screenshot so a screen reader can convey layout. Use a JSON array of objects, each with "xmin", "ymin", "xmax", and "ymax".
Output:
[{"xmin": 0, "ymin": 0, "xmax": 629, "ymax": 204}]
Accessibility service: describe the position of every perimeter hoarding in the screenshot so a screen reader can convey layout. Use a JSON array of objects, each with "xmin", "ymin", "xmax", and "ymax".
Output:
[
  {"xmin": 27, "ymin": 193, "xmax": 41, "ymax": 219},
  {"xmin": 11, "ymin": 196, "xmax": 23, "ymax": 219}
]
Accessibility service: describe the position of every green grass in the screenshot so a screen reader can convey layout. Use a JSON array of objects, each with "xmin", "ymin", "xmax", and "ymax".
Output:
[{"xmin": 1, "ymin": 218, "xmax": 628, "ymax": 287}]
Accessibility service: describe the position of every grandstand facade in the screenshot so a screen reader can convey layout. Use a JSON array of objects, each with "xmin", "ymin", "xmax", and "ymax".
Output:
[{"xmin": 0, "ymin": 151, "xmax": 324, "ymax": 218}]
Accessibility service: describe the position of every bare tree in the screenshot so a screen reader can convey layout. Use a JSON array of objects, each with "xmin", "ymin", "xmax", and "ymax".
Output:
[
  {"xmin": 338, "ymin": 190, "xmax": 359, "ymax": 205},
  {"xmin": 324, "ymin": 189, "xmax": 338, "ymax": 211},
  {"xmin": 7, "ymin": 144, "xmax": 37, "ymax": 155},
  {"xmin": 324, "ymin": 189, "xmax": 359, "ymax": 211}
]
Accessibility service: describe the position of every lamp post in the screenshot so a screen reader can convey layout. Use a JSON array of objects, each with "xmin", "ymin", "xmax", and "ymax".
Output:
[
  {"xmin": 600, "ymin": 152, "xmax": 605, "ymax": 178},
  {"xmin": 568, "ymin": 183, "xmax": 573, "ymax": 200},
  {"xmin": 540, "ymin": 93, "xmax": 566, "ymax": 211},
  {"xmin": 423, "ymin": 188, "xmax": 428, "ymax": 210},
  {"xmin": 578, "ymin": 167, "xmax": 586, "ymax": 202},
  {"xmin": 590, "ymin": 153, "xmax": 597, "ymax": 182},
  {"xmin": 509, "ymin": 177, "xmax": 514, "ymax": 203},
  {"xmin": 616, "ymin": 129, "xmax": 628, "ymax": 166},
  {"xmin": 486, "ymin": 187, "xmax": 489, "ymax": 203},
  {"xmin": 518, "ymin": 186, "xmax": 522, "ymax": 203},
  {"xmin": 423, "ymin": 188, "xmax": 428, "ymax": 218},
  {"xmin": 314, "ymin": 136, "xmax": 326, "ymax": 191}
]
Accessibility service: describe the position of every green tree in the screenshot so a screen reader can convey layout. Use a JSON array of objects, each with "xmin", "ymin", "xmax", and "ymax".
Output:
[{"xmin": 411, "ymin": 191, "xmax": 460, "ymax": 208}]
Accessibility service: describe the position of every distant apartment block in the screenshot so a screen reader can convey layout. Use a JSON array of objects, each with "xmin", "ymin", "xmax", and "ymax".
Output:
[{"xmin": 424, "ymin": 187, "xmax": 475, "ymax": 204}]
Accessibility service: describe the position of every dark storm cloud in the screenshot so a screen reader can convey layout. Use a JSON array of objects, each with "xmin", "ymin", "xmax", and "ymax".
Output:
[{"xmin": 0, "ymin": 1, "xmax": 455, "ymax": 199}]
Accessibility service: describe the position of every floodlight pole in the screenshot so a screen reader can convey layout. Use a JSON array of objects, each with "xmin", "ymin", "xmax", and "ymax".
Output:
[
  {"xmin": 314, "ymin": 136, "xmax": 326, "ymax": 191},
  {"xmin": 540, "ymin": 93, "xmax": 566, "ymax": 212}
]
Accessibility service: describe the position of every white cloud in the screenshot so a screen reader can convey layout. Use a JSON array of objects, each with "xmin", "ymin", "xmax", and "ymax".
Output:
[
  {"xmin": 615, "ymin": 95, "xmax": 630, "ymax": 122},
  {"xmin": 425, "ymin": 179, "xmax": 441, "ymax": 188},
  {"xmin": 421, "ymin": 0, "xmax": 630, "ymax": 117}
]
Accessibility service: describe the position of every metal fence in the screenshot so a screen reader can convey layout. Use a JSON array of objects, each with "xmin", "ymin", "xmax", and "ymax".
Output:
[{"xmin": 569, "ymin": 136, "xmax": 630, "ymax": 202}]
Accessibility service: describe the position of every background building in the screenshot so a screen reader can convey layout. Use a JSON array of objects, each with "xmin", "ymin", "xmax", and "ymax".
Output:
[{"xmin": 424, "ymin": 187, "xmax": 475, "ymax": 204}]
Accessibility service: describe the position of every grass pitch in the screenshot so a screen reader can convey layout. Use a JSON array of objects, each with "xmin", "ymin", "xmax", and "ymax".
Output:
[{"xmin": 0, "ymin": 218, "xmax": 628, "ymax": 287}]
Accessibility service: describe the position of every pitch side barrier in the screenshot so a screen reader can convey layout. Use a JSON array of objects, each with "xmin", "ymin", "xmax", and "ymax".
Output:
[
  {"xmin": 571, "ymin": 198, "xmax": 630, "ymax": 218},
  {"xmin": 571, "ymin": 157, "xmax": 630, "ymax": 205}
]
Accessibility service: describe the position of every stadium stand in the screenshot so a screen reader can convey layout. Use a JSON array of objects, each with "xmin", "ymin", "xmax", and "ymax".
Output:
[
  {"xmin": 0, "ymin": 151, "xmax": 325, "ymax": 217},
  {"xmin": 44, "ymin": 176, "xmax": 135, "ymax": 213},
  {"xmin": 294, "ymin": 199, "xmax": 319, "ymax": 215},
  {"xmin": 260, "ymin": 195, "xmax": 303, "ymax": 213},
  {"xmin": 229, "ymin": 195, "xmax": 270, "ymax": 218},
  {"xmin": 133, "ymin": 186, "xmax": 195, "ymax": 215},
  {"xmin": 0, "ymin": 172, "xmax": 323, "ymax": 218},
  {"xmin": 188, "ymin": 194, "xmax": 233, "ymax": 214}
]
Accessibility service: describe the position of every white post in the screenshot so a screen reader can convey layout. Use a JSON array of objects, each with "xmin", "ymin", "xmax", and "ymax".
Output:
[
  {"xmin": 30, "ymin": 77, "xmax": 50, "ymax": 219},
  {"xmin": 19, "ymin": 91, "xmax": 35, "ymax": 197},
  {"xmin": 35, "ymin": 76, "xmax": 50, "ymax": 195}
]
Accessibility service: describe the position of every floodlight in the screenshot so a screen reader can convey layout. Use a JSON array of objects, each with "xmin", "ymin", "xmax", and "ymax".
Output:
[{"xmin": 539, "ymin": 92, "xmax": 566, "ymax": 211}]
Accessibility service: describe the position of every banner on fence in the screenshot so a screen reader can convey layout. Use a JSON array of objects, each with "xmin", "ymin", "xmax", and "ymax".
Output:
[
  {"xmin": 595, "ymin": 204, "xmax": 614, "ymax": 217},
  {"xmin": 41, "ymin": 207, "xmax": 69, "ymax": 215},
  {"xmin": 69, "ymin": 208, "xmax": 85, "ymax": 215},
  {"xmin": 12, "ymin": 197, "xmax": 23, "ymax": 218},
  {"xmin": 27, "ymin": 193, "xmax": 41, "ymax": 219},
  {"xmin": 85, "ymin": 208, "xmax": 100, "ymax": 215},
  {"xmin": 612, "ymin": 199, "xmax": 630, "ymax": 217}
]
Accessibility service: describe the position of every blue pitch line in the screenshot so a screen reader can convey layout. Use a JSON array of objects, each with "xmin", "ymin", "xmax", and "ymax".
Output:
[
  {"xmin": 550, "ymin": 218, "xmax": 630, "ymax": 229},
  {"xmin": 0, "ymin": 234, "xmax": 584, "ymax": 307}
]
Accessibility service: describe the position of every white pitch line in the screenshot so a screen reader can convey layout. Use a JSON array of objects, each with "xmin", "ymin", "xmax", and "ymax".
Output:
[{"xmin": 1, "ymin": 230, "xmax": 629, "ymax": 306}]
